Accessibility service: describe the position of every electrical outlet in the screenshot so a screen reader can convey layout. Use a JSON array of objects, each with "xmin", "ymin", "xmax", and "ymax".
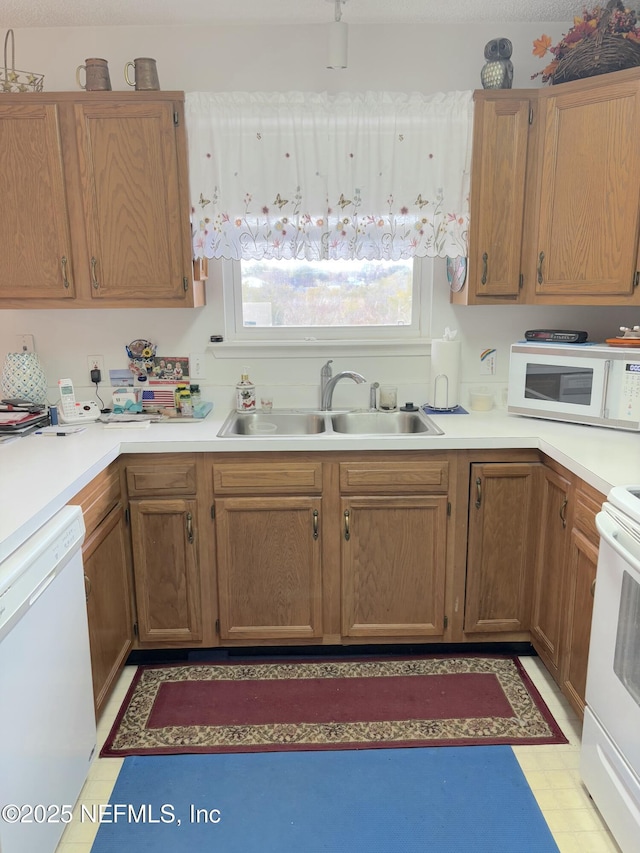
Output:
[
  {"xmin": 16, "ymin": 334, "xmax": 35, "ymax": 353},
  {"xmin": 87, "ymin": 355, "xmax": 105, "ymax": 378},
  {"xmin": 190, "ymin": 352, "xmax": 206, "ymax": 380}
]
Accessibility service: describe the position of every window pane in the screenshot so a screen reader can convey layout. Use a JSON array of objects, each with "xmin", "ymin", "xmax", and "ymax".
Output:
[{"xmin": 240, "ymin": 258, "xmax": 413, "ymax": 328}]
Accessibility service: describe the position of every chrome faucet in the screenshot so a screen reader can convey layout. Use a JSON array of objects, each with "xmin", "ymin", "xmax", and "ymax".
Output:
[
  {"xmin": 321, "ymin": 370, "xmax": 367, "ymax": 410},
  {"xmin": 320, "ymin": 360, "xmax": 333, "ymax": 407}
]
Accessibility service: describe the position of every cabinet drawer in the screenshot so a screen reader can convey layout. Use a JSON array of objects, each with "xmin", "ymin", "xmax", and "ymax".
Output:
[
  {"xmin": 126, "ymin": 462, "xmax": 197, "ymax": 496},
  {"xmin": 72, "ymin": 462, "xmax": 121, "ymax": 536},
  {"xmin": 573, "ymin": 485, "xmax": 604, "ymax": 544},
  {"xmin": 339, "ymin": 461, "xmax": 449, "ymax": 493},
  {"xmin": 213, "ymin": 463, "xmax": 323, "ymax": 494}
]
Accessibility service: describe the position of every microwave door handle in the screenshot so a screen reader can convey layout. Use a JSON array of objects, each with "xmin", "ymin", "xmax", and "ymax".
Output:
[{"xmin": 601, "ymin": 359, "xmax": 613, "ymax": 419}]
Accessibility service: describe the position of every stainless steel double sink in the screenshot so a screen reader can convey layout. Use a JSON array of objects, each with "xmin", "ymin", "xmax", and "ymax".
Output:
[{"xmin": 217, "ymin": 408, "xmax": 443, "ymax": 437}]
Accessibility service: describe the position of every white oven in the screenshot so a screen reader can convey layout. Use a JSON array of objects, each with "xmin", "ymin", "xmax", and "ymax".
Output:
[{"xmin": 581, "ymin": 486, "xmax": 640, "ymax": 853}]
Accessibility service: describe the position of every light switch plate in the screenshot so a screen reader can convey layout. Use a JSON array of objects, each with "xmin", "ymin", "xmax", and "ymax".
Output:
[{"xmin": 190, "ymin": 352, "xmax": 206, "ymax": 379}]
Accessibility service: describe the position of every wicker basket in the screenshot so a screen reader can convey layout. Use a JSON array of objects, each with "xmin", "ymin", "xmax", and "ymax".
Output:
[
  {"xmin": 552, "ymin": 0, "xmax": 640, "ymax": 84},
  {"xmin": 1, "ymin": 29, "xmax": 44, "ymax": 93}
]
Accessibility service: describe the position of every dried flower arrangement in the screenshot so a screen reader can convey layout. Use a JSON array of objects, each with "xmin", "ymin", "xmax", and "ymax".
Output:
[{"xmin": 532, "ymin": 0, "xmax": 640, "ymax": 84}]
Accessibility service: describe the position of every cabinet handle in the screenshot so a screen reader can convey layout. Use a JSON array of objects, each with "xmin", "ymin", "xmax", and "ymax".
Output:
[
  {"xmin": 186, "ymin": 511, "xmax": 194, "ymax": 543},
  {"xmin": 61, "ymin": 256, "xmax": 70, "ymax": 289},
  {"xmin": 475, "ymin": 477, "xmax": 482, "ymax": 509},
  {"xmin": 481, "ymin": 252, "xmax": 488, "ymax": 285},
  {"xmin": 90, "ymin": 256, "xmax": 99, "ymax": 290},
  {"xmin": 559, "ymin": 497, "xmax": 568, "ymax": 528},
  {"xmin": 84, "ymin": 573, "xmax": 91, "ymax": 602},
  {"xmin": 344, "ymin": 509, "xmax": 350, "ymax": 541},
  {"xmin": 537, "ymin": 251, "xmax": 545, "ymax": 285},
  {"xmin": 590, "ymin": 578, "xmax": 596, "ymax": 597},
  {"xmin": 312, "ymin": 508, "xmax": 319, "ymax": 540}
]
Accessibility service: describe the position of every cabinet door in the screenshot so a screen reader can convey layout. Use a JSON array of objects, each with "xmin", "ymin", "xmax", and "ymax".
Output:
[
  {"xmin": 74, "ymin": 100, "xmax": 191, "ymax": 302},
  {"xmin": 215, "ymin": 497, "xmax": 323, "ymax": 641},
  {"xmin": 464, "ymin": 463, "xmax": 539, "ymax": 634},
  {"xmin": 83, "ymin": 503, "xmax": 133, "ymax": 718},
  {"xmin": 534, "ymin": 78, "xmax": 640, "ymax": 301},
  {"xmin": 341, "ymin": 495, "xmax": 447, "ymax": 638},
  {"xmin": 0, "ymin": 103, "xmax": 75, "ymax": 300},
  {"xmin": 464, "ymin": 95, "xmax": 531, "ymax": 302},
  {"xmin": 129, "ymin": 498, "xmax": 202, "ymax": 643},
  {"xmin": 531, "ymin": 467, "xmax": 571, "ymax": 676},
  {"xmin": 562, "ymin": 527, "xmax": 598, "ymax": 717}
]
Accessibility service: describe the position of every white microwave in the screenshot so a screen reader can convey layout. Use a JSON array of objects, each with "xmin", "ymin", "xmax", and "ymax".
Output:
[{"xmin": 507, "ymin": 343, "xmax": 640, "ymax": 431}]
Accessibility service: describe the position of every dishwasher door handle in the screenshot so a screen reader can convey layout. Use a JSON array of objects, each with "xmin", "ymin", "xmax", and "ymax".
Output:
[{"xmin": 29, "ymin": 570, "xmax": 57, "ymax": 606}]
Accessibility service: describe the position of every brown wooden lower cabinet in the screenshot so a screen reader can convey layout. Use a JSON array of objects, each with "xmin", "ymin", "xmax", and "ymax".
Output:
[
  {"xmin": 129, "ymin": 498, "xmax": 203, "ymax": 644},
  {"xmin": 529, "ymin": 463, "xmax": 604, "ymax": 718},
  {"xmin": 562, "ymin": 527, "xmax": 598, "ymax": 715},
  {"xmin": 530, "ymin": 464, "xmax": 572, "ymax": 678},
  {"xmin": 214, "ymin": 496, "xmax": 323, "ymax": 641},
  {"xmin": 71, "ymin": 461, "xmax": 135, "ymax": 718},
  {"xmin": 464, "ymin": 462, "xmax": 539, "ymax": 634},
  {"xmin": 83, "ymin": 501, "xmax": 133, "ymax": 718},
  {"xmin": 341, "ymin": 495, "xmax": 448, "ymax": 638},
  {"xmin": 559, "ymin": 481, "xmax": 603, "ymax": 717},
  {"xmin": 74, "ymin": 451, "xmax": 603, "ymax": 719}
]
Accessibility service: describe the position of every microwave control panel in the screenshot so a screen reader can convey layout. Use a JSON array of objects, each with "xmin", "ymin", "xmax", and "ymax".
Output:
[
  {"xmin": 621, "ymin": 362, "xmax": 640, "ymax": 419},
  {"xmin": 608, "ymin": 361, "xmax": 640, "ymax": 422}
]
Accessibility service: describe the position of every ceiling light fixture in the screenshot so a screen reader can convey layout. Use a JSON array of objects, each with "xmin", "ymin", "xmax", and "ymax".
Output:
[{"xmin": 327, "ymin": 0, "xmax": 348, "ymax": 70}]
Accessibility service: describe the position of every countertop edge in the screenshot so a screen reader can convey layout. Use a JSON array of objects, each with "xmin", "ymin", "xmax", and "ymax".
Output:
[{"xmin": 1, "ymin": 412, "xmax": 631, "ymax": 562}]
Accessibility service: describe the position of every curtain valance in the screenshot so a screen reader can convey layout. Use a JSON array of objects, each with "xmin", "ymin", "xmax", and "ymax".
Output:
[{"xmin": 185, "ymin": 90, "xmax": 473, "ymax": 261}]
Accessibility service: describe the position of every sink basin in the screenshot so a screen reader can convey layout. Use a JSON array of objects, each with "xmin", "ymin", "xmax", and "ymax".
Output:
[
  {"xmin": 217, "ymin": 408, "xmax": 444, "ymax": 437},
  {"xmin": 218, "ymin": 410, "xmax": 326, "ymax": 437},
  {"xmin": 330, "ymin": 410, "xmax": 443, "ymax": 435}
]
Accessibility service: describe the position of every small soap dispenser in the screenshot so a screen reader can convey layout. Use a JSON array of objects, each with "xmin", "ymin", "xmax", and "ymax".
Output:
[{"xmin": 235, "ymin": 367, "xmax": 256, "ymax": 412}]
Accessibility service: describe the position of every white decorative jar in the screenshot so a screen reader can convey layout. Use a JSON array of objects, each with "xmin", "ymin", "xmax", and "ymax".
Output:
[{"xmin": 1, "ymin": 352, "xmax": 48, "ymax": 405}]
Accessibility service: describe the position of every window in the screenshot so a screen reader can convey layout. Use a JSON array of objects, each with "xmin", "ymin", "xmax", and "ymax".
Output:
[{"xmin": 222, "ymin": 257, "xmax": 427, "ymax": 343}]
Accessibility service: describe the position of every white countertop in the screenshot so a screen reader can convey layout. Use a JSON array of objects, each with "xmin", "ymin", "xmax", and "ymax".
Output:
[{"xmin": 1, "ymin": 409, "xmax": 637, "ymax": 563}]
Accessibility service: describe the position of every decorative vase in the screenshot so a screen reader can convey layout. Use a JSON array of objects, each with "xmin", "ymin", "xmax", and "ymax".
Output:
[{"xmin": 1, "ymin": 352, "xmax": 48, "ymax": 405}]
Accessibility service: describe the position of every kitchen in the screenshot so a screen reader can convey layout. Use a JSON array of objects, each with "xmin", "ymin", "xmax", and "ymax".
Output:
[{"xmin": 1, "ymin": 2, "xmax": 640, "ymax": 852}]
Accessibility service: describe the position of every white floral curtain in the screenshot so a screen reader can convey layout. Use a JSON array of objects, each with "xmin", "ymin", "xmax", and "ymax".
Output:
[{"xmin": 185, "ymin": 90, "xmax": 474, "ymax": 261}]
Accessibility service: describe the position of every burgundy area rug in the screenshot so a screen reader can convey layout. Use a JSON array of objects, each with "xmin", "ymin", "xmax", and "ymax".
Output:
[{"xmin": 100, "ymin": 655, "xmax": 567, "ymax": 757}]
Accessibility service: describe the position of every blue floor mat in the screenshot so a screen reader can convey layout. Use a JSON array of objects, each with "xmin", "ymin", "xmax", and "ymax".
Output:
[{"xmin": 90, "ymin": 746, "xmax": 558, "ymax": 852}]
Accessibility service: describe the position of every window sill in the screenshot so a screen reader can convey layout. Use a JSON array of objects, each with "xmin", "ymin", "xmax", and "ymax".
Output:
[{"xmin": 206, "ymin": 339, "xmax": 431, "ymax": 359}]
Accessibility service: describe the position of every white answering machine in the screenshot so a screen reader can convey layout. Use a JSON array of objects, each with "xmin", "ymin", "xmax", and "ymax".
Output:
[{"xmin": 57, "ymin": 378, "xmax": 101, "ymax": 424}]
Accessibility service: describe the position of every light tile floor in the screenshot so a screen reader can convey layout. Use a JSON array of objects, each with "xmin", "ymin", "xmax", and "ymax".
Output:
[
  {"xmin": 514, "ymin": 656, "xmax": 621, "ymax": 853},
  {"xmin": 54, "ymin": 656, "xmax": 622, "ymax": 853}
]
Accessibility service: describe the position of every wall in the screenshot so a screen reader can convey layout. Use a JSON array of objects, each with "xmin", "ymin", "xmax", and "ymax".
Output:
[{"xmin": 0, "ymin": 20, "xmax": 636, "ymax": 412}]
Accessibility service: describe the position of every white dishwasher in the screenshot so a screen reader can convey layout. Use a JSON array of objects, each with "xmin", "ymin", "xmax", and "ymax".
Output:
[{"xmin": 0, "ymin": 505, "xmax": 96, "ymax": 853}]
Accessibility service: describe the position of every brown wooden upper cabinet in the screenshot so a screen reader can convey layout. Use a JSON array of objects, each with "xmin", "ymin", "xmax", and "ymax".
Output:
[
  {"xmin": 531, "ymin": 75, "xmax": 640, "ymax": 304},
  {"xmin": 454, "ymin": 68, "xmax": 640, "ymax": 306},
  {"xmin": 461, "ymin": 94, "xmax": 532, "ymax": 303},
  {"xmin": 0, "ymin": 91, "xmax": 204, "ymax": 308}
]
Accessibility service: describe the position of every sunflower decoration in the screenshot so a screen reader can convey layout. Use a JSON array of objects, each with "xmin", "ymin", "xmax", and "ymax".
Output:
[
  {"xmin": 126, "ymin": 339, "xmax": 157, "ymax": 377},
  {"xmin": 532, "ymin": 2, "xmax": 640, "ymax": 83}
]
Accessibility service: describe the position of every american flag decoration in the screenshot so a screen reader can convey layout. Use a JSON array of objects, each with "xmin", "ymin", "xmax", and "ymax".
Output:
[{"xmin": 142, "ymin": 388, "xmax": 177, "ymax": 409}]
